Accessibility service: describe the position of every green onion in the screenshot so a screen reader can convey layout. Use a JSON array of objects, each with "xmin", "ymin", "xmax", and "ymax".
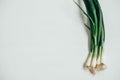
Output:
[{"xmin": 74, "ymin": 0, "xmax": 106, "ymax": 74}]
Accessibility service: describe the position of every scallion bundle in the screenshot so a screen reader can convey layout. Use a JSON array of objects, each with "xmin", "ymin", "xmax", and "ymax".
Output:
[{"xmin": 74, "ymin": 0, "xmax": 106, "ymax": 74}]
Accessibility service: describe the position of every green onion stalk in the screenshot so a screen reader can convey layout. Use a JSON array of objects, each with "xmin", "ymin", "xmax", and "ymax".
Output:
[{"xmin": 74, "ymin": 0, "xmax": 106, "ymax": 74}]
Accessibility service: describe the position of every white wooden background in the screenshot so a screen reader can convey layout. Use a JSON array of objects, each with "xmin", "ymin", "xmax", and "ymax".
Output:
[{"xmin": 0, "ymin": 0, "xmax": 120, "ymax": 80}]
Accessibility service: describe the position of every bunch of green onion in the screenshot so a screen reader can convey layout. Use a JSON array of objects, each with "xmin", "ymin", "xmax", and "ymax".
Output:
[{"xmin": 74, "ymin": 0, "xmax": 106, "ymax": 74}]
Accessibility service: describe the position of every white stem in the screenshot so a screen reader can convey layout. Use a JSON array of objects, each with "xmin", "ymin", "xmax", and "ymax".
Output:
[
  {"xmin": 97, "ymin": 47, "xmax": 101, "ymax": 64},
  {"xmin": 91, "ymin": 57, "xmax": 97, "ymax": 67},
  {"xmin": 91, "ymin": 47, "xmax": 97, "ymax": 67},
  {"xmin": 100, "ymin": 51, "xmax": 104, "ymax": 63},
  {"xmin": 86, "ymin": 53, "xmax": 92, "ymax": 66},
  {"xmin": 96, "ymin": 56, "xmax": 100, "ymax": 64}
]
